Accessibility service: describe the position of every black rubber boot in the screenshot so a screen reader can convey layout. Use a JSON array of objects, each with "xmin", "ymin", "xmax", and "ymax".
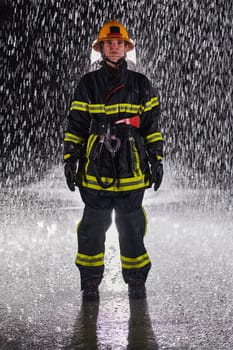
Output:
[
  {"xmin": 128, "ymin": 280, "xmax": 146, "ymax": 300},
  {"xmin": 82, "ymin": 280, "xmax": 100, "ymax": 301}
]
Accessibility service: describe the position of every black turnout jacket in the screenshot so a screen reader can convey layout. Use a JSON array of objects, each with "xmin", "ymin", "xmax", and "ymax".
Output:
[{"xmin": 64, "ymin": 60, "xmax": 163, "ymax": 193}]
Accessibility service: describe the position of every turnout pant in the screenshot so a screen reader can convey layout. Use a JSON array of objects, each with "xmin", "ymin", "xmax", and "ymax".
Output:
[{"xmin": 76, "ymin": 189, "xmax": 151, "ymax": 290}]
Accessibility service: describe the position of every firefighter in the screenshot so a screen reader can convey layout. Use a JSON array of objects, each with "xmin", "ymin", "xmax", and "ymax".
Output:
[{"xmin": 63, "ymin": 20, "xmax": 163, "ymax": 300}]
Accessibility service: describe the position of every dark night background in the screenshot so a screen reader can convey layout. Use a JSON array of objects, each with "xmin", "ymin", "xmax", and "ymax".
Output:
[{"xmin": 1, "ymin": 0, "xmax": 232, "ymax": 188}]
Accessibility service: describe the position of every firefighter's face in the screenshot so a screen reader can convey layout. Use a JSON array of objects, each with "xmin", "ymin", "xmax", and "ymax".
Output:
[{"xmin": 102, "ymin": 39, "xmax": 127, "ymax": 62}]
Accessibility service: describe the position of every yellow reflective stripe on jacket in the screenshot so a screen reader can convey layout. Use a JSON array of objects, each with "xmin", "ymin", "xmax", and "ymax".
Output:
[
  {"xmin": 64, "ymin": 153, "xmax": 72, "ymax": 160},
  {"xmin": 84, "ymin": 134, "xmax": 98, "ymax": 177},
  {"xmin": 144, "ymin": 131, "xmax": 163, "ymax": 144},
  {"xmin": 81, "ymin": 173, "xmax": 150, "ymax": 192},
  {"xmin": 70, "ymin": 101, "xmax": 89, "ymax": 112},
  {"xmin": 64, "ymin": 132, "xmax": 86, "ymax": 144},
  {"xmin": 143, "ymin": 97, "xmax": 159, "ymax": 112},
  {"xmin": 105, "ymin": 103, "xmax": 141, "ymax": 115},
  {"xmin": 70, "ymin": 101, "xmax": 141, "ymax": 115},
  {"xmin": 69, "ymin": 100, "xmax": 159, "ymax": 115},
  {"xmin": 131, "ymin": 137, "xmax": 142, "ymax": 177},
  {"xmin": 86, "ymin": 133, "xmax": 98, "ymax": 156},
  {"xmin": 88, "ymin": 104, "xmax": 105, "ymax": 113},
  {"xmin": 84, "ymin": 134, "xmax": 98, "ymax": 176},
  {"xmin": 121, "ymin": 253, "xmax": 151, "ymax": 269},
  {"xmin": 75, "ymin": 252, "xmax": 104, "ymax": 267}
]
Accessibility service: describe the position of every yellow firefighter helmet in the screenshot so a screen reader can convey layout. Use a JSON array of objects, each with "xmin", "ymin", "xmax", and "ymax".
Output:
[{"xmin": 93, "ymin": 20, "xmax": 134, "ymax": 52}]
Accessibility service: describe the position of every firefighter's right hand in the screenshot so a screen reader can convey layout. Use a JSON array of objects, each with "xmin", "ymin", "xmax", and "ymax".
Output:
[
  {"xmin": 151, "ymin": 160, "xmax": 163, "ymax": 191},
  {"xmin": 64, "ymin": 162, "xmax": 77, "ymax": 191}
]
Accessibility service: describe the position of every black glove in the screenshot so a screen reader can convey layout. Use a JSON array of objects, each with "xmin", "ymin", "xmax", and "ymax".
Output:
[
  {"xmin": 64, "ymin": 162, "xmax": 77, "ymax": 192},
  {"xmin": 151, "ymin": 160, "xmax": 163, "ymax": 191}
]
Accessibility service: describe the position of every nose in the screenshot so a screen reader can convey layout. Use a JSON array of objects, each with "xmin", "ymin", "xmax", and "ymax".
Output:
[{"xmin": 111, "ymin": 41, "xmax": 119, "ymax": 48}]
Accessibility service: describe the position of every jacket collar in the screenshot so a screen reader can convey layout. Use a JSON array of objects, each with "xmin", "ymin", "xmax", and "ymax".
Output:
[{"xmin": 100, "ymin": 60, "xmax": 128, "ymax": 88}]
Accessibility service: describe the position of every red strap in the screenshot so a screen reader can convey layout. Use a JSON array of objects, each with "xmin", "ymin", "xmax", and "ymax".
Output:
[
  {"xmin": 115, "ymin": 115, "xmax": 140, "ymax": 128},
  {"xmin": 105, "ymin": 84, "xmax": 125, "ymax": 103}
]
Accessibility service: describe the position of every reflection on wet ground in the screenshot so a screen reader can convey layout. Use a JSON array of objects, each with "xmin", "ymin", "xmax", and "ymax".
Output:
[
  {"xmin": 1, "ymin": 170, "xmax": 233, "ymax": 349},
  {"xmin": 65, "ymin": 298, "xmax": 158, "ymax": 350},
  {"xmin": 127, "ymin": 299, "xmax": 159, "ymax": 350},
  {"xmin": 66, "ymin": 300, "xmax": 100, "ymax": 350}
]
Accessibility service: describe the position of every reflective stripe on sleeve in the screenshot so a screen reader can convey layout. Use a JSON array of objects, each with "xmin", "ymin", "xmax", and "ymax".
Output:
[
  {"xmin": 70, "ymin": 101, "xmax": 89, "ymax": 112},
  {"xmin": 143, "ymin": 97, "xmax": 159, "ymax": 112},
  {"xmin": 63, "ymin": 153, "xmax": 72, "ymax": 160},
  {"xmin": 144, "ymin": 132, "xmax": 163, "ymax": 144},
  {"xmin": 64, "ymin": 132, "xmax": 86, "ymax": 144}
]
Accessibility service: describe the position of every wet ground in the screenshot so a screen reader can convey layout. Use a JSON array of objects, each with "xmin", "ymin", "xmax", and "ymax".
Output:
[{"xmin": 0, "ymin": 166, "xmax": 233, "ymax": 349}]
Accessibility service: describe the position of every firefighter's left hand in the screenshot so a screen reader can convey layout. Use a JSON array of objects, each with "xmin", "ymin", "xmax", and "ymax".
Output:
[
  {"xmin": 64, "ymin": 162, "xmax": 77, "ymax": 191},
  {"xmin": 151, "ymin": 160, "xmax": 163, "ymax": 191}
]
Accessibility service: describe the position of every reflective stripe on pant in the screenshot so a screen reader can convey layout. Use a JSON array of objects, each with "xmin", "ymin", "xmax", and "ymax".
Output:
[
  {"xmin": 115, "ymin": 208, "xmax": 151, "ymax": 283},
  {"xmin": 76, "ymin": 206, "xmax": 112, "ymax": 290}
]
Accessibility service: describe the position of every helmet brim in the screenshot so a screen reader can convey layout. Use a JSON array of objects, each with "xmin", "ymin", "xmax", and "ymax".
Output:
[{"xmin": 92, "ymin": 38, "xmax": 135, "ymax": 52}]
